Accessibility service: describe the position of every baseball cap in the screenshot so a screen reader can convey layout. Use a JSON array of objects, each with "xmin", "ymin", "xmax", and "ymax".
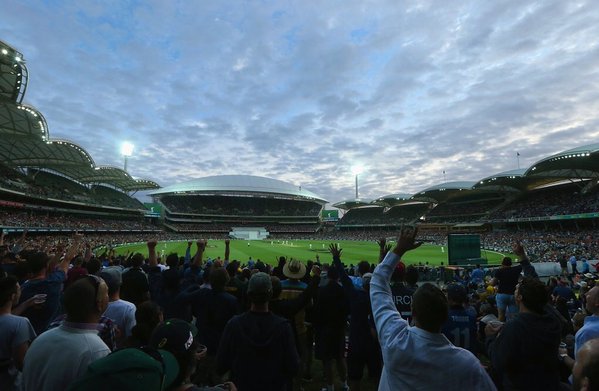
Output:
[
  {"xmin": 149, "ymin": 319, "xmax": 198, "ymax": 353},
  {"xmin": 67, "ymin": 347, "xmax": 179, "ymax": 391}
]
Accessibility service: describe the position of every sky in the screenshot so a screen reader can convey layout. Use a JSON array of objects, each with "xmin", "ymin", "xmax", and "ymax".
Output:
[{"xmin": 2, "ymin": 0, "xmax": 599, "ymax": 205}]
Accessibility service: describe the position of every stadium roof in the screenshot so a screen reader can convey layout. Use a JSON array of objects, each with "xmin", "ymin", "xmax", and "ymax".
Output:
[
  {"xmin": 372, "ymin": 193, "xmax": 417, "ymax": 207},
  {"xmin": 525, "ymin": 143, "xmax": 599, "ymax": 179},
  {"xmin": 0, "ymin": 40, "xmax": 27, "ymax": 104},
  {"xmin": 410, "ymin": 181, "xmax": 477, "ymax": 203},
  {"xmin": 0, "ymin": 40, "xmax": 159, "ymax": 193},
  {"xmin": 332, "ymin": 199, "xmax": 373, "ymax": 210},
  {"xmin": 149, "ymin": 175, "xmax": 327, "ymax": 203}
]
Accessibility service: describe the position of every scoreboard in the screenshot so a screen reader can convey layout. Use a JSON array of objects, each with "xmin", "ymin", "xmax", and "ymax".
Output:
[{"xmin": 447, "ymin": 234, "xmax": 482, "ymax": 265}]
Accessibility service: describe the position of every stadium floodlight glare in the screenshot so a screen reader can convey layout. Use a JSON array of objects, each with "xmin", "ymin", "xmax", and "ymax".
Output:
[
  {"xmin": 121, "ymin": 142, "xmax": 134, "ymax": 171},
  {"xmin": 351, "ymin": 165, "xmax": 365, "ymax": 199},
  {"xmin": 1, "ymin": 49, "xmax": 7, "ymax": 55}
]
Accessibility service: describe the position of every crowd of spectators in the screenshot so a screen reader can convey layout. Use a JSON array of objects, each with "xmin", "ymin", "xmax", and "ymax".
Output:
[
  {"xmin": 1, "ymin": 229, "xmax": 598, "ymax": 391},
  {"xmin": 0, "ymin": 165, "xmax": 144, "ymax": 210},
  {"xmin": 0, "ymin": 209, "xmax": 158, "ymax": 231},
  {"xmin": 162, "ymin": 195, "xmax": 322, "ymax": 217},
  {"xmin": 489, "ymin": 184, "xmax": 599, "ymax": 220}
]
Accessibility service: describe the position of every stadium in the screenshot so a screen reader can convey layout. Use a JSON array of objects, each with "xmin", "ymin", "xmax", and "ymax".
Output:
[{"xmin": 2, "ymin": 33, "xmax": 599, "ymax": 391}]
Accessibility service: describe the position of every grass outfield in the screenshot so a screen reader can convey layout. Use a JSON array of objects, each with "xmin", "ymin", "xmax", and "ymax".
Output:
[{"xmin": 105, "ymin": 239, "xmax": 509, "ymax": 267}]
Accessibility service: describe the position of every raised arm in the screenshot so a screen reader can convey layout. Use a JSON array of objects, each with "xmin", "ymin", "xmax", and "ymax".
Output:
[
  {"xmin": 329, "ymin": 243, "xmax": 352, "ymax": 289},
  {"xmin": 377, "ymin": 237, "xmax": 392, "ymax": 263},
  {"xmin": 193, "ymin": 240, "xmax": 206, "ymax": 268},
  {"xmin": 224, "ymin": 239, "xmax": 230, "ymax": 262},
  {"xmin": 57, "ymin": 233, "xmax": 83, "ymax": 274},
  {"xmin": 370, "ymin": 227, "xmax": 422, "ymax": 342},
  {"xmin": 184, "ymin": 241, "xmax": 192, "ymax": 265},
  {"xmin": 513, "ymin": 241, "xmax": 538, "ymax": 279},
  {"xmin": 147, "ymin": 240, "xmax": 158, "ymax": 267}
]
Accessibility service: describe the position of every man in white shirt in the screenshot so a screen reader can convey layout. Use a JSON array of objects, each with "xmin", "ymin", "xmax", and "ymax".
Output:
[
  {"xmin": 22, "ymin": 275, "xmax": 111, "ymax": 391},
  {"xmin": 370, "ymin": 227, "xmax": 496, "ymax": 391},
  {"xmin": 100, "ymin": 268, "xmax": 136, "ymax": 348}
]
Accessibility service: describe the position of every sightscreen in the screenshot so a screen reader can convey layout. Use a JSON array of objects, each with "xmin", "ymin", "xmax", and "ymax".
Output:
[{"xmin": 447, "ymin": 234, "xmax": 481, "ymax": 264}]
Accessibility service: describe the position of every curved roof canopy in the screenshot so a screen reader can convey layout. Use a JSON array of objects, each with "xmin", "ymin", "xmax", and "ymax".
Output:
[
  {"xmin": 372, "ymin": 193, "xmax": 415, "ymax": 207},
  {"xmin": 150, "ymin": 175, "xmax": 326, "ymax": 203},
  {"xmin": 0, "ymin": 40, "xmax": 159, "ymax": 193},
  {"xmin": 525, "ymin": 143, "xmax": 599, "ymax": 179},
  {"xmin": 411, "ymin": 181, "xmax": 477, "ymax": 203},
  {"xmin": 0, "ymin": 40, "xmax": 27, "ymax": 104},
  {"xmin": 332, "ymin": 199, "xmax": 373, "ymax": 210}
]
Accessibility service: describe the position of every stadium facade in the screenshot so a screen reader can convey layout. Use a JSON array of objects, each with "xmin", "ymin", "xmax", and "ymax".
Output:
[{"xmin": 149, "ymin": 175, "xmax": 327, "ymax": 236}]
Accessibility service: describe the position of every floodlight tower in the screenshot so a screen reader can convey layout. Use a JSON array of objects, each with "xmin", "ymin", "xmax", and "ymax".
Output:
[
  {"xmin": 121, "ymin": 142, "xmax": 134, "ymax": 172},
  {"xmin": 351, "ymin": 165, "xmax": 364, "ymax": 199}
]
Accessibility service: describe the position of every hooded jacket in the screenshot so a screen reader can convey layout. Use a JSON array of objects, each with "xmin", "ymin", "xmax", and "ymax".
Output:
[
  {"xmin": 487, "ymin": 311, "xmax": 562, "ymax": 390},
  {"xmin": 216, "ymin": 311, "xmax": 299, "ymax": 391}
]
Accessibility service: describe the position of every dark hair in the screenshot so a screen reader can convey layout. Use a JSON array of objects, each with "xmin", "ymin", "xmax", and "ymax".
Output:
[
  {"xmin": 166, "ymin": 253, "xmax": 179, "ymax": 269},
  {"xmin": 86, "ymin": 258, "xmax": 102, "ymax": 275},
  {"xmin": 209, "ymin": 267, "xmax": 230, "ymax": 291},
  {"xmin": 63, "ymin": 277, "xmax": 98, "ymax": 322},
  {"xmin": 357, "ymin": 261, "xmax": 370, "ymax": 276},
  {"xmin": 0, "ymin": 275, "xmax": 18, "ymax": 306},
  {"xmin": 327, "ymin": 267, "xmax": 339, "ymax": 281},
  {"xmin": 518, "ymin": 277, "xmax": 548, "ymax": 314},
  {"xmin": 405, "ymin": 266, "xmax": 419, "ymax": 286},
  {"xmin": 226, "ymin": 261, "xmax": 239, "ymax": 277},
  {"xmin": 131, "ymin": 253, "xmax": 144, "ymax": 268},
  {"xmin": 130, "ymin": 301, "xmax": 163, "ymax": 347},
  {"xmin": 502, "ymin": 257, "xmax": 513, "ymax": 267},
  {"xmin": 412, "ymin": 283, "xmax": 448, "ymax": 332},
  {"xmin": 27, "ymin": 252, "xmax": 49, "ymax": 274}
]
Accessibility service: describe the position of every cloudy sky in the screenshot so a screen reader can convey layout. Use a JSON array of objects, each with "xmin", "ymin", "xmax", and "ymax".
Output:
[{"xmin": 2, "ymin": 0, "xmax": 599, "ymax": 205}]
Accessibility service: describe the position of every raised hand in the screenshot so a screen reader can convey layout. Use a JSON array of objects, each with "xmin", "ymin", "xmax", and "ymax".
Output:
[
  {"xmin": 197, "ymin": 240, "xmax": 207, "ymax": 251},
  {"xmin": 513, "ymin": 241, "xmax": 526, "ymax": 258},
  {"xmin": 377, "ymin": 238, "xmax": 386, "ymax": 249},
  {"xmin": 147, "ymin": 240, "xmax": 158, "ymax": 249},
  {"xmin": 328, "ymin": 243, "xmax": 343, "ymax": 259},
  {"xmin": 393, "ymin": 226, "xmax": 423, "ymax": 255}
]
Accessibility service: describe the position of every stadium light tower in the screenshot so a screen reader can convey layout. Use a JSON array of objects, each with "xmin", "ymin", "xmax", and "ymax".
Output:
[
  {"xmin": 351, "ymin": 165, "xmax": 364, "ymax": 199},
  {"xmin": 121, "ymin": 142, "xmax": 134, "ymax": 172}
]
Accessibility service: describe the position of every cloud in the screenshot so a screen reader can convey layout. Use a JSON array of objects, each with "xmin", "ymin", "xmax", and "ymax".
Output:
[{"xmin": 2, "ymin": 0, "xmax": 599, "ymax": 205}]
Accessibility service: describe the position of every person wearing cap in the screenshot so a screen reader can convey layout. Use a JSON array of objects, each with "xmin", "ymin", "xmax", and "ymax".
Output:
[
  {"xmin": 370, "ymin": 227, "xmax": 495, "ymax": 391},
  {"xmin": 217, "ymin": 272, "xmax": 299, "ymax": 391},
  {"xmin": 441, "ymin": 283, "xmax": 477, "ymax": 354},
  {"xmin": 101, "ymin": 267, "xmax": 136, "ymax": 348},
  {"xmin": 149, "ymin": 319, "xmax": 236, "ymax": 391},
  {"xmin": 22, "ymin": 276, "xmax": 111, "ymax": 391},
  {"xmin": 575, "ymin": 285, "xmax": 599, "ymax": 358},
  {"xmin": 67, "ymin": 346, "xmax": 180, "ymax": 391}
]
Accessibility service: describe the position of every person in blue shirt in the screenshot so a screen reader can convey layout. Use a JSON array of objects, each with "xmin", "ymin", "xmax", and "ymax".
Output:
[
  {"xmin": 470, "ymin": 264, "xmax": 485, "ymax": 286},
  {"xmin": 442, "ymin": 283, "xmax": 478, "ymax": 354}
]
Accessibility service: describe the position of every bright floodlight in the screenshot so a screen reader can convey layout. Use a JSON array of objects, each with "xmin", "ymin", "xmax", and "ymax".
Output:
[
  {"xmin": 351, "ymin": 165, "xmax": 364, "ymax": 175},
  {"xmin": 121, "ymin": 142, "xmax": 134, "ymax": 157}
]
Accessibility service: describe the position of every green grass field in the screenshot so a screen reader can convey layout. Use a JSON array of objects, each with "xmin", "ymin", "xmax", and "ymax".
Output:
[{"xmin": 105, "ymin": 239, "xmax": 509, "ymax": 267}]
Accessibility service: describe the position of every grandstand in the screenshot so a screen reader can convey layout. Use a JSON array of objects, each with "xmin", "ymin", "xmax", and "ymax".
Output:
[
  {"xmin": 334, "ymin": 144, "xmax": 599, "ymax": 236},
  {"xmin": 0, "ymin": 40, "xmax": 160, "ymax": 234},
  {"xmin": 149, "ymin": 175, "xmax": 326, "ymax": 238}
]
